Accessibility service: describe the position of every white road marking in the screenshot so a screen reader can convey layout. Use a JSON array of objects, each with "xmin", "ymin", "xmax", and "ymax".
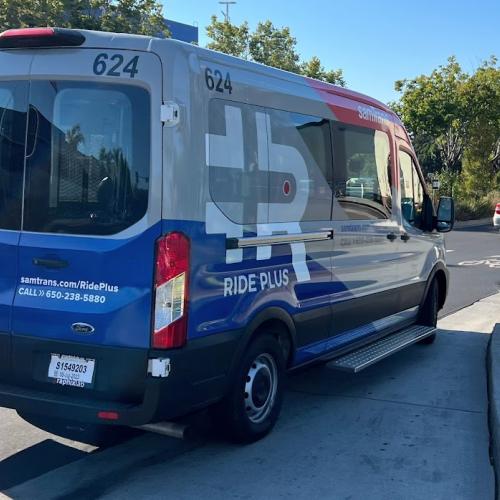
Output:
[
  {"xmin": 458, "ymin": 256, "xmax": 500, "ymax": 268},
  {"xmin": 446, "ymin": 250, "xmax": 455, "ymax": 253}
]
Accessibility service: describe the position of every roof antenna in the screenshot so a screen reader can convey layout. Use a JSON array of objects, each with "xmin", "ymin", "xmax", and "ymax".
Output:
[{"xmin": 219, "ymin": 1, "xmax": 236, "ymax": 22}]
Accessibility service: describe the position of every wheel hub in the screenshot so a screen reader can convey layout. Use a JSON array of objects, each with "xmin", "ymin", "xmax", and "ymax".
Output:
[{"xmin": 244, "ymin": 353, "xmax": 278, "ymax": 424}]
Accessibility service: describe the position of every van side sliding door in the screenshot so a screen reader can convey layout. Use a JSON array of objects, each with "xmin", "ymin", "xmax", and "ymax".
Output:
[{"xmin": 204, "ymin": 96, "xmax": 335, "ymax": 356}]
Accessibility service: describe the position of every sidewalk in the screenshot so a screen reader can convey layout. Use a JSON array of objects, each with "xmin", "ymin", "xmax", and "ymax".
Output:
[
  {"xmin": 446, "ymin": 291, "xmax": 500, "ymax": 499},
  {"xmin": 438, "ymin": 292, "xmax": 500, "ymax": 333},
  {"xmin": 484, "ymin": 295, "xmax": 500, "ymax": 499}
]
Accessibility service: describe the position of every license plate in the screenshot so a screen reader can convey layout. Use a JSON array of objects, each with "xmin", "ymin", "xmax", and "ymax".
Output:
[{"xmin": 48, "ymin": 354, "xmax": 95, "ymax": 388}]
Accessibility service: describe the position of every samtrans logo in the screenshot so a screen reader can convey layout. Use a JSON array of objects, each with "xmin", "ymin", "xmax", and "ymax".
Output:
[{"xmin": 224, "ymin": 269, "xmax": 289, "ymax": 297}]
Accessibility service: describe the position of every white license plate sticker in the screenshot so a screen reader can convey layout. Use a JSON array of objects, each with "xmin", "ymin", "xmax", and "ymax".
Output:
[{"xmin": 48, "ymin": 354, "xmax": 95, "ymax": 388}]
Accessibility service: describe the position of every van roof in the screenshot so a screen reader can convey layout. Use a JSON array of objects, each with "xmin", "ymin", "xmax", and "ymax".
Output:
[{"xmin": 0, "ymin": 27, "xmax": 397, "ymax": 119}]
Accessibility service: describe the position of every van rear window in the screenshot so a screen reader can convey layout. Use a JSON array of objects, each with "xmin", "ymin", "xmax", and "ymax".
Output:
[
  {"xmin": 23, "ymin": 82, "xmax": 150, "ymax": 235},
  {"xmin": 0, "ymin": 82, "xmax": 28, "ymax": 230}
]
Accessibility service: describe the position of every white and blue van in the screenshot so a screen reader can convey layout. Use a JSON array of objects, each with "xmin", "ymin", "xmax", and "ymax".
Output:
[{"xmin": 0, "ymin": 28, "xmax": 454, "ymax": 443}]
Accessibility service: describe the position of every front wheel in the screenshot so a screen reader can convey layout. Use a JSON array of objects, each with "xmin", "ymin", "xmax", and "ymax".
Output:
[
  {"xmin": 217, "ymin": 334, "xmax": 285, "ymax": 443},
  {"xmin": 418, "ymin": 278, "xmax": 439, "ymax": 345}
]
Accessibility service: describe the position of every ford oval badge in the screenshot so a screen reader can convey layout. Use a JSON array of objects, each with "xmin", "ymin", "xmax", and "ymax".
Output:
[{"xmin": 72, "ymin": 323, "xmax": 95, "ymax": 335}]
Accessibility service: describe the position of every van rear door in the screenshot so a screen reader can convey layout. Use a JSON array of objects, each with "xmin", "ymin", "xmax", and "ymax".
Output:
[
  {"xmin": 0, "ymin": 53, "xmax": 31, "ymax": 380},
  {"xmin": 11, "ymin": 49, "xmax": 163, "ymax": 395}
]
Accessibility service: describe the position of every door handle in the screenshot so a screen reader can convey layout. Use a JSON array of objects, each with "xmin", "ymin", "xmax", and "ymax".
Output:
[
  {"xmin": 33, "ymin": 258, "xmax": 68, "ymax": 269},
  {"xmin": 401, "ymin": 233, "xmax": 410, "ymax": 242},
  {"xmin": 386, "ymin": 233, "xmax": 397, "ymax": 242}
]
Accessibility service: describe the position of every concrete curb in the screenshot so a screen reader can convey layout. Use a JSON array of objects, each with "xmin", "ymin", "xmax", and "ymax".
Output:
[
  {"xmin": 454, "ymin": 217, "xmax": 492, "ymax": 228},
  {"xmin": 487, "ymin": 323, "xmax": 500, "ymax": 499}
]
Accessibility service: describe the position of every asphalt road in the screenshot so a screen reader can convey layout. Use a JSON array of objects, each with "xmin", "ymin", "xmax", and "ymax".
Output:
[
  {"xmin": 0, "ymin": 221, "xmax": 498, "ymax": 499},
  {"xmin": 442, "ymin": 223, "xmax": 500, "ymax": 317}
]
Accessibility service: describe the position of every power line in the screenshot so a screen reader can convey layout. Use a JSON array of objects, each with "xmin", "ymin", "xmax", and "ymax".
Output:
[{"xmin": 219, "ymin": 1, "xmax": 236, "ymax": 22}]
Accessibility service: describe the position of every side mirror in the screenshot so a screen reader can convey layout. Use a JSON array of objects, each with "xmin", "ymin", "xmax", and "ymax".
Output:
[{"xmin": 436, "ymin": 197, "xmax": 455, "ymax": 232}]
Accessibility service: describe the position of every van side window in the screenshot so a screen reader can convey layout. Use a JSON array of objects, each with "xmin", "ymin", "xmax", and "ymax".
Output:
[
  {"xmin": 399, "ymin": 150, "xmax": 425, "ymax": 227},
  {"xmin": 332, "ymin": 123, "xmax": 392, "ymax": 220},
  {"xmin": 208, "ymin": 99, "xmax": 333, "ymax": 225},
  {"xmin": 267, "ymin": 110, "xmax": 332, "ymax": 222},
  {"xmin": 23, "ymin": 82, "xmax": 150, "ymax": 236},
  {"xmin": 0, "ymin": 82, "xmax": 28, "ymax": 230},
  {"xmin": 208, "ymin": 100, "xmax": 267, "ymax": 225}
]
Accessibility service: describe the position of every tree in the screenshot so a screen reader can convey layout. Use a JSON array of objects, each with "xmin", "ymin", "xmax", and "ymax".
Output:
[
  {"xmin": 65, "ymin": 124, "xmax": 85, "ymax": 150},
  {"xmin": 301, "ymin": 56, "xmax": 345, "ymax": 86},
  {"xmin": 0, "ymin": 0, "xmax": 65, "ymax": 30},
  {"xmin": 205, "ymin": 16, "xmax": 345, "ymax": 85},
  {"xmin": 459, "ymin": 58, "xmax": 500, "ymax": 197},
  {"xmin": 463, "ymin": 57, "xmax": 500, "ymax": 173},
  {"xmin": 98, "ymin": 0, "xmax": 169, "ymax": 37},
  {"xmin": 206, "ymin": 15, "xmax": 249, "ymax": 58},
  {"xmin": 393, "ymin": 56, "xmax": 500, "ymax": 209},
  {"xmin": 0, "ymin": 0, "xmax": 169, "ymax": 37},
  {"xmin": 249, "ymin": 21, "xmax": 300, "ymax": 73},
  {"xmin": 393, "ymin": 57, "xmax": 469, "ymax": 175}
]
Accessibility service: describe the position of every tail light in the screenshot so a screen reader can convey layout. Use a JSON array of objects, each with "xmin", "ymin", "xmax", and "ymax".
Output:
[
  {"xmin": 496, "ymin": 203, "xmax": 500, "ymax": 215},
  {"xmin": 0, "ymin": 28, "xmax": 85, "ymax": 48},
  {"xmin": 152, "ymin": 232, "xmax": 190, "ymax": 349}
]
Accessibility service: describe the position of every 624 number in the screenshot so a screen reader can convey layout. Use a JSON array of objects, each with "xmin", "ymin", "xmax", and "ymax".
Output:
[
  {"xmin": 93, "ymin": 53, "xmax": 140, "ymax": 78},
  {"xmin": 205, "ymin": 67, "xmax": 232, "ymax": 94}
]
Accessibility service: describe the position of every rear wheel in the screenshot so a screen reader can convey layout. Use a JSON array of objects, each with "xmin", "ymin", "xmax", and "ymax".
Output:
[
  {"xmin": 418, "ymin": 278, "xmax": 439, "ymax": 345},
  {"xmin": 217, "ymin": 333, "xmax": 285, "ymax": 443}
]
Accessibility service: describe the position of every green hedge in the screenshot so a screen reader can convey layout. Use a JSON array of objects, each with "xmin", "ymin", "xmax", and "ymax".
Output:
[{"xmin": 454, "ymin": 192, "xmax": 499, "ymax": 221}]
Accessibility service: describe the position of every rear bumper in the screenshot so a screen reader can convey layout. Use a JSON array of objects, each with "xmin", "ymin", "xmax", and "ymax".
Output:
[
  {"xmin": 0, "ymin": 330, "xmax": 242, "ymax": 426},
  {"xmin": 493, "ymin": 216, "xmax": 500, "ymax": 227},
  {"xmin": 0, "ymin": 378, "xmax": 162, "ymax": 426}
]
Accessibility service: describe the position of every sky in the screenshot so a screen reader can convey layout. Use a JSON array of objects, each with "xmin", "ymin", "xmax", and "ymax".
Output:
[{"xmin": 163, "ymin": 0, "xmax": 500, "ymax": 104}]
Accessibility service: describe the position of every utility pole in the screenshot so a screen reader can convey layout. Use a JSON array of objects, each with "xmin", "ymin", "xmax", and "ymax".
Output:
[{"xmin": 219, "ymin": 1, "xmax": 236, "ymax": 22}]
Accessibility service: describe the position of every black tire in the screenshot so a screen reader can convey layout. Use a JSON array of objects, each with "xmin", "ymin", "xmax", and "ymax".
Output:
[
  {"xmin": 17, "ymin": 412, "xmax": 137, "ymax": 447},
  {"xmin": 418, "ymin": 278, "xmax": 439, "ymax": 345},
  {"xmin": 216, "ymin": 333, "xmax": 285, "ymax": 443}
]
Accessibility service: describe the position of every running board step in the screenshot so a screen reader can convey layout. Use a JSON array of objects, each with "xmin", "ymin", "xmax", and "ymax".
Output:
[{"xmin": 328, "ymin": 325, "xmax": 436, "ymax": 373}]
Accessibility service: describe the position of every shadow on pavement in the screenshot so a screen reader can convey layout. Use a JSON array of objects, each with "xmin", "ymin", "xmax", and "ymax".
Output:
[
  {"xmin": 0, "ymin": 439, "xmax": 89, "ymax": 491},
  {"xmin": 453, "ymin": 224, "xmax": 496, "ymax": 233}
]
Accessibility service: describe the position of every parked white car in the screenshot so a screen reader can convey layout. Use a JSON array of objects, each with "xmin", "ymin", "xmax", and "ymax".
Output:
[{"xmin": 494, "ymin": 203, "xmax": 500, "ymax": 229}]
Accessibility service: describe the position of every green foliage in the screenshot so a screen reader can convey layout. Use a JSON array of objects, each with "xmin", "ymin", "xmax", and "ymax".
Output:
[
  {"xmin": 0, "ymin": 0, "xmax": 169, "ymax": 37},
  {"xmin": 0, "ymin": 0, "xmax": 65, "ymax": 29},
  {"xmin": 98, "ymin": 0, "xmax": 169, "ymax": 36},
  {"xmin": 394, "ymin": 57, "xmax": 470, "ymax": 173},
  {"xmin": 301, "ymin": 56, "xmax": 345, "ymax": 86},
  {"xmin": 461, "ymin": 152, "xmax": 500, "ymax": 197},
  {"xmin": 394, "ymin": 56, "xmax": 500, "ymax": 217},
  {"xmin": 436, "ymin": 162, "xmax": 499, "ymax": 220},
  {"xmin": 249, "ymin": 21, "xmax": 300, "ymax": 73},
  {"xmin": 454, "ymin": 192, "xmax": 499, "ymax": 221},
  {"xmin": 205, "ymin": 16, "xmax": 345, "ymax": 86},
  {"xmin": 436, "ymin": 169, "xmax": 461, "ymax": 198},
  {"xmin": 464, "ymin": 57, "xmax": 500, "ymax": 175},
  {"xmin": 206, "ymin": 14, "xmax": 249, "ymax": 58}
]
